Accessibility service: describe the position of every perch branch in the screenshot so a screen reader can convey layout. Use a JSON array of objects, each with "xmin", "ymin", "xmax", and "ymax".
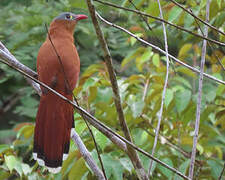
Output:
[
  {"xmin": 0, "ymin": 42, "xmax": 41, "ymax": 96},
  {"xmin": 0, "ymin": 43, "xmax": 104, "ymax": 180},
  {"xmin": 86, "ymin": 0, "xmax": 148, "ymax": 179},
  {"xmin": 93, "ymin": 0, "xmax": 225, "ymax": 47},
  {"xmin": 0, "ymin": 43, "xmax": 190, "ymax": 180},
  {"xmin": 148, "ymin": 0, "xmax": 170, "ymax": 176},
  {"xmin": 95, "ymin": 12, "xmax": 225, "ymax": 86},
  {"xmin": 188, "ymin": 0, "xmax": 210, "ymax": 179}
]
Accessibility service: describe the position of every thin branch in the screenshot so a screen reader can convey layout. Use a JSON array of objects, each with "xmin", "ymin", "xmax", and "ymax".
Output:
[
  {"xmin": 71, "ymin": 130, "xmax": 105, "ymax": 180},
  {"xmin": 86, "ymin": 0, "xmax": 148, "ymax": 179},
  {"xmin": 95, "ymin": 12, "xmax": 225, "ymax": 86},
  {"xmin": 0, "ymin": 42, "xmax": 41, "ymax": 96},
  {"xmin": 169, "ymin": 0, "xmax": 225, "ymax": 36},
  {"xmin": 191, "ymin": 10, "xmax": 225, "ymax": 71},
  {"xmin": 93, "ymin": 0, "xmax": 225, "ymax": 47},
  {"xmin": 188, "ymin": 0, "xmax": 210, "ymax": 179},
  {"xmin": 148, "ymin": 0, "xmax": 170, "ymax": 176},
  {"xmin": 218, "ymin": 162, "xmax": 225, "ymax": 180},
  {"xmin": 141, "ymin": 114, "xmax": 202, "ymax": 166},
  {"xmin": 0, "ymin": 45, "xmax": 190, "ymax": 180}
]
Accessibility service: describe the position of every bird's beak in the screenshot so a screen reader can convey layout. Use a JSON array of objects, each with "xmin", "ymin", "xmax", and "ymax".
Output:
[{"xmin": 74, "ymin": 14, "xmax": 88, "ymax": 21}]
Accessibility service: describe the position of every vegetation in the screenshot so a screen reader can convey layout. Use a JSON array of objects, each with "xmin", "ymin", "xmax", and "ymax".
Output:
[{"xmin": 0, "ymin": 0, "xmax": 224, "ymax": 179}]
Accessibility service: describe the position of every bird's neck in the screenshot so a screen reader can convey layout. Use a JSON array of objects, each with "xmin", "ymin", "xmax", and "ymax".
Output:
[{"xmin": 48, "ymin": 21, "xmax": 75, "ymax": 42}]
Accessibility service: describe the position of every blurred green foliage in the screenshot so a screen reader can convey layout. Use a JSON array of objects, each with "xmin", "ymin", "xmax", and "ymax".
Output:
[{"xmin": 0, "ymin": 0, "xmax": 225, "ymax": 179}]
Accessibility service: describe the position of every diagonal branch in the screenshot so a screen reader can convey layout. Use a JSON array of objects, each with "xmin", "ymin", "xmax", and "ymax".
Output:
[
  {"xmin": 71, "ymin": 130, "xmax": 105, "ymax": 179},
  {"xmin": 86, "ymin": 0, "xmax": 148, "ymax": 179},
  {"xmin": 93, "ymin": 0, "xmax": 225, "ymax": 47},
  {"xmin": 169, "ymin": 0, "xmax": 225, "ymax": 36},
  {"xmin": 188, "ymin": 0, "xmax": 210, "ymax": 179},
  {"xmin": 0, "ymin": 42, "xmax": 41, "ymax": 96},
  {"xmin": 148, "ymin": 0, "xmax": 170, "ymax": 176},
  {"xmin": 95, "ymin": 12, "xmax": 225, "ymax": 86},
  {"xmin": 219, "ymin": 162, "xmax": 225, "ymax": 180},
  {"xmin": 0, "ymin": 42, "xmax": 105, "ymax": 179},
  {"xmin": 0, "ymin": 42, "xmax": 190, "ymax": 180},
  {"xmin": 191, "ymin": 10, "xmax": 225, "ymax": 71}
]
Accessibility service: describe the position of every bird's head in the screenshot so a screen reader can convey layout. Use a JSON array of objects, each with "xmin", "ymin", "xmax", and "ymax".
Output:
[{"xmin": 50, "ymin": 12, "xmax": 88, "ymax": 33}]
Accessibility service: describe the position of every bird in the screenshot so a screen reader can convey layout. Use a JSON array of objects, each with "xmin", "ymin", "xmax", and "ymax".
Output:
[{"xmin": 33, "ymin": 12, "xmax": 87, "ymax": 173}]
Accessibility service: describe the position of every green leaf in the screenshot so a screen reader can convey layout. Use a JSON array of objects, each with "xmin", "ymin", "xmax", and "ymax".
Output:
[
  {"xmin": 88, "ymin": 86, "xmax": 97, "ymax": 103},
  {"xmin": 0, "ymin": 144, "xmax": 11, "ymax": 154},
  {"xmin": 136, "ymin": 47, "xmax": 153, "ymax": 71},
  {"xmin": 95, "ymin": 130, "xmax": 109, "ymax": 150},
  {"xmin": 177, "ymin": 66, "xmax": 196, "ymax": 78},
  {"xmin": 121, "ymin": 47, "xmax": 145, "ymax": 68},
  {"xmin": 217, "ymin": 0, "xmax": 221, "ymax": 8},
  {"xmin": 165, "ymin": 89, "xmax": 174, "ymax": 108},
  {"xmin": 173, "ymin": 77, "xmax": 192, "ymax": 89},
  {"xmin": 129, "ymin": 100, "xmax": 145, "ymax": 118},
  {"xmin": 102, "ymin": 154, "xmax": 123, "ymax": 180},
  {"xmin": 178, "ymin": 43, "xmax": 192, "ymax": 60},
  {"xmin": 75, "ymin": 120, "xmax": 87, "ymax": 135},
  {"xmin": 174, "ymin": 160, "xmax": 190, "ymax": 180},
  {"xmin": 152, "ymin": 53, "xmax": 160, "ymax": 67},
  {"xmin": 203, "ymin": 83, "xmax": 217, "ymax": 103},
  {"xmin": 21, "ymin": 163, "xmax": 32, "ymax": 175},
  {"xmin": 119, "ymin": 157, "xmax": 133, "ymax": 173},
  {"xmin": 146, "ymin": 2, "xmax": 160, "ymax": 23},
  {"xmin": 175, "ymin": 89, "xmax": 192, "ymax": 113},
  {"xmin": 68, "ymin": 158, "xmax": 88, "ymax": 180},
  {"xmin": 4, "ymin": 155, "xmax": 23, "ymax": 177},
  {"xmin": 197, "ymin": 143, "xmax": 204, "ymax": 155},
  {"xmin": 207, "ymin": 159, "xmax": 223, "ymax": 179},
  {"xmin": 130, "ymin": 33, "xmax": 143, "ymax": 45},
  {"xmin": 158, "ymin": 158, "xmax": 173, "ymax": 178},
  {"xmin": 168, "ymin": 6, "xmax": 183, "ymax": 23}
]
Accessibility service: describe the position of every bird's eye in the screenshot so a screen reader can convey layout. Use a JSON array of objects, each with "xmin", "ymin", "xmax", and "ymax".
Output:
[{"xmin": 65, "ymin": 14, "xmax": 72, "ymax": 20}]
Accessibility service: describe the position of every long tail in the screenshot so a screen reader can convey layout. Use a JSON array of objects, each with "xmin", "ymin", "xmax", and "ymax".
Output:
[{"xmin": 33, "ymin": 92, "xmax": 74, "ymax": 173}]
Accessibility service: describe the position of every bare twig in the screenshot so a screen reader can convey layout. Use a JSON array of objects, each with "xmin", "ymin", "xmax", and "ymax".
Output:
[
  {"xmin": 95, "ymin": 13, "xmax": 225, "ymax": 86},
  {"xmin": 188, "ymin": 1, "xmax": 210, "ymax": 179},
  {"xmin": 191, "ymin": 10, "xmax": 225, "ymax": 71},
  {"xmin": 0, "ymin": 42, "xmax": 41, "ymax": 96},
  {"xmin": 71, "ymin": 130, "xmax": 105, "ymax": 180},
  {"xmin": 86, "ymin": 0, "xmax": 148, "ymax": 179},
  {"xmin": 141, "ymin": 114, "xmax": 202, "ymax": 166},
  {"xmin": 93, "ymin": 0, "xmax": 225, "ymax": 47},
  {"xmin": 148, "ymin": 0, "xmax": 170, "ymax": 176},
  {"xmin": 0, "ymin": 45, "xmax": 190, "ymax": 180},
  {"xmin": 169, "ymin": 0, "xmax": 225, "ymax": 36},
  {"xmin": 218, "ymin": 162, "xmax": 225, "ymax": 180}
]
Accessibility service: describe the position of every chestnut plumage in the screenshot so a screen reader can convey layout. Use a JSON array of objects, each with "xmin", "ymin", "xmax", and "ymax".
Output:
[{"xmin": 33, "ymin": 12, "xmax": 87, "ymax": 173}]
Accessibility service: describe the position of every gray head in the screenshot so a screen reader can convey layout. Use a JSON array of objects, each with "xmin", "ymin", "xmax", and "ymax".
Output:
[{"xmin": 54, "ymin": 12, "xmax": 88, "ymax": 21}]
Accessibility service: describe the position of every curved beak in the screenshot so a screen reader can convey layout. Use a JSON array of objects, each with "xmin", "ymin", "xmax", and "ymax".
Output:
[{"xmin": 74, "ymin": 14, "xmax": 88, "ymax": 21}]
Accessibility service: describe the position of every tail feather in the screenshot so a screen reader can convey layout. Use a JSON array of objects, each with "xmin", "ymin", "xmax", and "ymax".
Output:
[{"xmin": 33, "ymin": 92, "xmax": 74, "ymax": 173}]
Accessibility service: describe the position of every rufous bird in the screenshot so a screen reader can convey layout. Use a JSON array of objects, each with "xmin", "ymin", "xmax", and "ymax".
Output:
[{"xmin": 33, "ymin": 12, "xmax": 87, "ymax": 173}]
